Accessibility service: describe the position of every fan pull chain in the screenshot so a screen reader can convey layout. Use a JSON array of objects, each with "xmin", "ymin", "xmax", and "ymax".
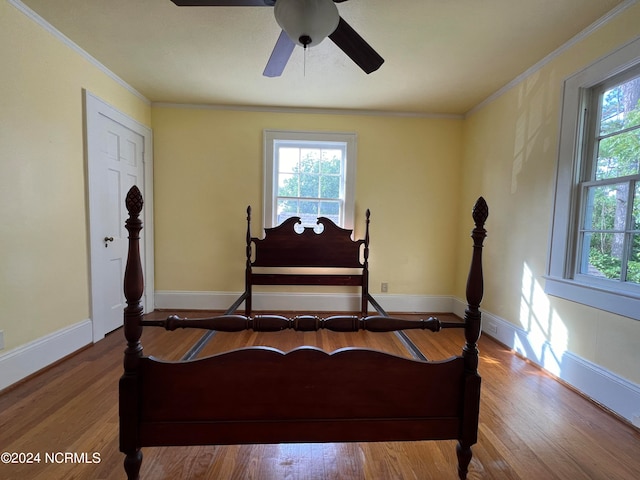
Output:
[{"xmin": 299, "ymin": 35, "xmax": 311, "ymax": 78}]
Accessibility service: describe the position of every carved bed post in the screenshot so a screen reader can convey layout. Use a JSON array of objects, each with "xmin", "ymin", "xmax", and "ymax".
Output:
[
  {"xmin": 361, "ymin": 209, "xmax": 371, "ymax": 316},
  {"xmin": 119, "ymin": 186, "xmax": 145, "ymax": 480},
  {"xmin": 463, "ymin": 197, "xmax": 488, "ymax": 371},
  {"xmin": 245, "ymin": 206, "xmax": 253, "ymax": 316},
  {"xmin": 457, "ymin": 196, "xmax": 488, "ymax": 480}
]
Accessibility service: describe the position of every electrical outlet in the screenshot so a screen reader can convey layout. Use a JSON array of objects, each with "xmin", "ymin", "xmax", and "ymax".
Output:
[
  {"xmin": 381, "ymin": 282, "xmax": 388, "ymax": 293},
  {"xmin": 484, "ymin": 321, "xmax": 498, "ymax": 336},
  {"xmin": 0, "ymin": 330, "xmax": 4, "ymax": 350}
]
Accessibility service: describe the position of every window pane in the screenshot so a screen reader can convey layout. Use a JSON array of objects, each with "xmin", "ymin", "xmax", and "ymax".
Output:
[
  {"xmin": 581, "ymin": 183, "xmax": 629, "ymax": 282},
  {"xmin": 581, "ymin": 232, "xmax": 622, "ymax": 280},
  {"xmin": 300, "ymin": 149, "xmax": 320, "ymax": 173},
  {"xmin": 599, "ymin": 76, "xmax": 640, "ymax": 136},
  {"xmin": 299, "ymin": 173, "xmax": 319, "ymax": 197},
  {"xmin": 277, "ymin": 199, "xmax": 298, "ymax": 225},
  {"xmin": 320, "ymin": 175, "xmax": 340, "ymax": 198},
  {"xmin": 320, "ymin": 150, "xmax": 342, "ymax": 174},
  {"xmin": 278, "ymin": 173, "xmax": 298, "ymax": 196},
  {"xmin": 320, "ymin": 201, "xmax": 340, "ymax": 215},
  {"xmin": 278, "ymin": 147, "xmax": 300, "ymax": 173},
  {"xmin": 300, "ymin": 200, "xmax": 318, "ymax": 214},
  {"xmin": 320, "ymin": 201, "xmax": 340, "ymax": 225},
  {"xmin": 298, "ymin": 200, "xmax": 319, "ymax": 226},
  {"xmin": 596, "ymin": 129, "xmax": 640, "ymax": 180},
  {"xmin": 583, "ymin": 184, "xmax": 628, "ymax": 232},
  {"xmin": 277, "ymin": 198, "xmax": 298, "ymax": 213}
]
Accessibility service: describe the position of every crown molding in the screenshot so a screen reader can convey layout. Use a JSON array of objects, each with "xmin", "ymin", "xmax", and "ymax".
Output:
[
  {"xmin": 151, "ymin": 102, "xmax": 463, "ymax": 119},
  {"xmin": 466, "ymin": 0, "xmax": 640, "ymax": 117}
]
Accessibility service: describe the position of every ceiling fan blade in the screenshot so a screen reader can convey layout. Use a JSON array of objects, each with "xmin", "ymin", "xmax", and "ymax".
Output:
[
  {"xmin": 263, "ymin": 30, "xmax": 296, "ymax": 77},
  {"xmin": 328, "ymin": 17, "xmax": 384, "ymax": 74},
  {"xmin": 170, "ymin": 1, "xmax": 274, "ymax": 6}
]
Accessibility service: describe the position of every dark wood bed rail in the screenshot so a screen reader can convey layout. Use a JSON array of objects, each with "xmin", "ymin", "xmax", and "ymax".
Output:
[
  {"xmin": 119, "ymin": 186, "xmax": 488, "ymax": 480},
  {"xmin": 141, "ymin": 313, "xmax": 467, "ymax": 333}
]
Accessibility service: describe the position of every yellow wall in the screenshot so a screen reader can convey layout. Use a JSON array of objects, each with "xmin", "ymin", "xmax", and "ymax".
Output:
[
  {"xmin": 0, "ymin": 1, "xmax": 151, "ymax": 351},
  {"xmin": 3, "ymin": 0, "xmax": 639, "ymax": 397},
  {"xmin": 459, "ymin": 2, "xmax": 640, "ymax": 384},
  {"xmin": 152, "ymin": 107, "xmax": 463, "ymax": 296}
]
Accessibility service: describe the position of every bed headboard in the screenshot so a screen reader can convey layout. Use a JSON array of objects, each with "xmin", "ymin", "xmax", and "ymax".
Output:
[
  {"xmin": 242, "ymin": 207, "xmax": 371, "ymax": 315},
  {"xmin": 251, "ymin": 216, "xmax": 366, "ymax": 268}
]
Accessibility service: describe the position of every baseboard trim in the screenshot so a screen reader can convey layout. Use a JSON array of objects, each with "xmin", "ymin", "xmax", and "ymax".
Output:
[
  {"xmin": 0, "ymin": 319, "xmax": 93, "ymax": 392},
  {"xmin": 452, "ymin": 298, "xmax": 640, "ymax": 427},
  {"xmin": 154, "ymin": 290, "xmax": 455, "ymax": 314}
]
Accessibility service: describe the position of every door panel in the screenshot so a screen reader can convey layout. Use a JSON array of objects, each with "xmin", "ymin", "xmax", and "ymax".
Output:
[{"xmin": 87, "ymin": 99, "xmax": 146, "ymax": 340}]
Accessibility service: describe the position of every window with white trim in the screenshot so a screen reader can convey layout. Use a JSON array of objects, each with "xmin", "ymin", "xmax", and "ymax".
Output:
[
  {"xmin": 263, "ymin": 130, "xmax": 356, "ymax": 229},
  {"xmin": 578, "ymin": 70, "xmax": 640, "ymax": 288},
  {"xmin": 546, "ymin": 37, "xmax": 640, "ymax": 320}
]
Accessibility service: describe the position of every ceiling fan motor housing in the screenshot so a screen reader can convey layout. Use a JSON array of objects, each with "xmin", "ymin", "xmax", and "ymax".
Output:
[{"xmin": 274, "ymin": 0, "xmax": 340, "ymax": 47}]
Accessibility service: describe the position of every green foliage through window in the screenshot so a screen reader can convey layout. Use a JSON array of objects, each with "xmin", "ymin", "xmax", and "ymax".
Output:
[
  {"xmin": 581, "ymin": 75, "xmax": 640, "ymax": 285},
  {"xmin": 276, "ymin": 145, "xmax": 344, "ymax": 226}
]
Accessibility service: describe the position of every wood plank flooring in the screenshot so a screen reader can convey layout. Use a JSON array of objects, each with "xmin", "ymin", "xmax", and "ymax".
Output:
[{"xmin": 1, "ymin": 310, "xmax": 639, "ymax": 480}]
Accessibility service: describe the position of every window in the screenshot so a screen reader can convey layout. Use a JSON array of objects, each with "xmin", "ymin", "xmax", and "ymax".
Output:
[
  {"xmin": 547, "ymin": 37, "xmax": 640, "ymax": 320},
  {"xmin": 577, "ymin": 72, "xmax": 640, "ymax": 288},
  {"xmin": 264, "ymin": 130, "xmax": 356, "ymax": 229}
]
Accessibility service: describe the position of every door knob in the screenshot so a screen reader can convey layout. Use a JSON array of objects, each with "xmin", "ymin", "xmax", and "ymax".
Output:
[{"xmin": 104, "ymin": 236, "xmax": 114, "ymax": 247}]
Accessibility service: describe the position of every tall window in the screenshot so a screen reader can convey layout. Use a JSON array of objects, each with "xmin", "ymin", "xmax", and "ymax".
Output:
[
  {"xmin": 577, "ymin": 72, "xmax": 640, "ymax": 288},
  {"xmin": 547, "ymin": 38, "xmax": 640, "ymax": 321},
  {"xmin": 264, "ymin": 130, "xmax": 356, "ymax": 229}
]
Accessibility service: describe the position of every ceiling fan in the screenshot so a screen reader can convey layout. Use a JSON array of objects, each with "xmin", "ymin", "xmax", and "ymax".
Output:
[{"xmin": 170, "ymin": 0, "xmax": 384, "ymax": 77}]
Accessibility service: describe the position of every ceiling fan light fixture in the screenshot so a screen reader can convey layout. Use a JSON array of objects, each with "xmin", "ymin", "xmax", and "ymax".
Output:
[{"xmin": 274, "ymin": 0, "xmax": 339, "ymax": 48}]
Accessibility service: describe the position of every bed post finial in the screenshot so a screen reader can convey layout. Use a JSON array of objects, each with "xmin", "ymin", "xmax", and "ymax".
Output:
[
  {"xmin": 467, "ymin": 197, "xmax": 488, "ymax": 311},
  {"xmin": 120, "ymin": 185, "xmax": 144, "ymax": 480}
]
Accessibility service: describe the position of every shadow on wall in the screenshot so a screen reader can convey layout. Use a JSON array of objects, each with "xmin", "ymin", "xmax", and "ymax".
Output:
[
  {"xmin": 503, "ymin": 68, "xmax": 564, "ymax": 372},
  {"xmin": 510, "ymin": 68, "xmax": 558, "ymax": 195}
]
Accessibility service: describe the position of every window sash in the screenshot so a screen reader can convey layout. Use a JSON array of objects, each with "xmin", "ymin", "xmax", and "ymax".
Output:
[
  {"xmin": 274, "ymin": 141, "xmax": 346, "ymax": 227},
  {"xmin": 263, "ymin": 130, "xmax": 357, "ymax": 230},
  {"xmin": 575, "ymin": 68, "xmax": 640, "ymax": 286}
]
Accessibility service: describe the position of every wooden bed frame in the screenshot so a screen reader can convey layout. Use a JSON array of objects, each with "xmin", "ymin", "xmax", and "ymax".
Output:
[{"xmin": 119, "ymin": 186, "xmax": 488, "ymax": 480}]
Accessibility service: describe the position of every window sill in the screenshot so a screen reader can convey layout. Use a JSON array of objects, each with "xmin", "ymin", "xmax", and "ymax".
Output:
[{"xmin": 544, "ymin": 276, "xmax": 640, "ymax": 321}]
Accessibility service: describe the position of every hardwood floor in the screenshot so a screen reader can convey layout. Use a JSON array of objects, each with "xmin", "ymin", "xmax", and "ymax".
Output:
[{"xmin": 1, "ymin": 311, "xmax": 639, "ymax": 479}]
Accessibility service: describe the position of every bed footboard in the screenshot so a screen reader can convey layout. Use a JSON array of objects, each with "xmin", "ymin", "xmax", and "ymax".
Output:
[{"xmin": 139, "ymin": 347, "xmax": 465, "ymax": 446}]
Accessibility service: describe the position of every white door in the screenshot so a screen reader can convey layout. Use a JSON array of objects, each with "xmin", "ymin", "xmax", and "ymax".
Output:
[{"xmin": 86, "ymin": 92, "xmax": 153, "ymax": 342}]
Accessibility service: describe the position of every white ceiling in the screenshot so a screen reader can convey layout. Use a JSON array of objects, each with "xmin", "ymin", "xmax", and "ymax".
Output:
[{"xmin": 19, "ymin": 0, "xmax": 627, "ymax": 115}]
